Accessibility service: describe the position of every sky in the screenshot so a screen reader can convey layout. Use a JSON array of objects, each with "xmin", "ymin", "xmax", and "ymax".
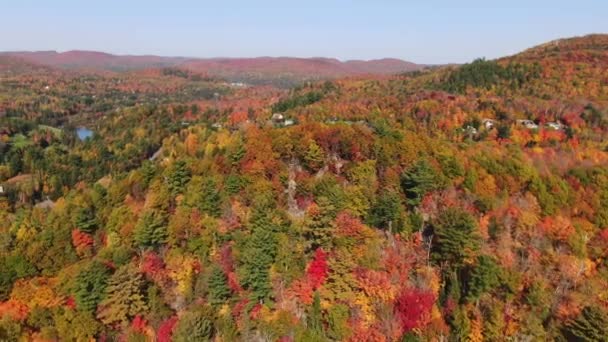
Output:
[{"xmin": 1, "ymin": 0, "xmax": 606, "ymax": 64}]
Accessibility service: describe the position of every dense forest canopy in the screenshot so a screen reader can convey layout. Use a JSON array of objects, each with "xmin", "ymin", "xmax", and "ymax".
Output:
[{"xmin": 1, "ymin": 34, "xmax": 608, "ymax": 341}]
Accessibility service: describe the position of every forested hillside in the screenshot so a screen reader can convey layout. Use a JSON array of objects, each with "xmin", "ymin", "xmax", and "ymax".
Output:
[{"xmin": 1, "ymin": 35, "xmax": 608, "ymax": 341}]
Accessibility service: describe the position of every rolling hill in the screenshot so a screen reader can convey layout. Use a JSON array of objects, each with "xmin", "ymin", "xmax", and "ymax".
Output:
[{"xmin": 0, "ymin": 51, "xmax": 423, "ymax": 85}]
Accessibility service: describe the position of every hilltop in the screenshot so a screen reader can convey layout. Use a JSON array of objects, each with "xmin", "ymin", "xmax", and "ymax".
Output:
[
  {"xmin": 0, "ymin": 50, "xmax": 423, "ymax": 86},
  {"xmin": 1, "ymin": 51, "xmax": 189, "ymax": 72}
]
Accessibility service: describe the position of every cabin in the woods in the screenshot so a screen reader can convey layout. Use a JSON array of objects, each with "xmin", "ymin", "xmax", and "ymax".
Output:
[
  {"xmin": 271, "ymin": 113, "xmax": 295, "ymax": 127},
  {"xmin": 271, "ymin": 113, "xmax": 284, "ymax": 123},
  {"xmin": 482, "ymin": 118, "xmax": 495, "ymax": 129},
  {"xmin": 545, "ymin": 122, "xmax": 563, "ymax": 130},
  {"xmin": 516, "ymin": 119, "xmax": 539, "ymax": 129},
  {"xmin": 35, "ymin": 198, "xmax": 55, "ymax": 210}
]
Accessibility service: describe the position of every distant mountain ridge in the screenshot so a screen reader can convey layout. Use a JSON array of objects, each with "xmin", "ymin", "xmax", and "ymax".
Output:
[
  {"xmin": 0, "ymin": 50, "xmax": 423, "ymax": 79},
  {"xmin": 0, "ymin": 50, "xmax": 190, "ymax": 72}
]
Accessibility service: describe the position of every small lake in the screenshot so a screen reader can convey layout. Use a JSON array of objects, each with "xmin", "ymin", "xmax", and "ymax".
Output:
[{"xmin": 76, "ymin": 127, "xmax": 94, "ymax": 141}]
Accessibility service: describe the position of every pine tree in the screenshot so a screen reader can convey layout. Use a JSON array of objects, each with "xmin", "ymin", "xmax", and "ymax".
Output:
[
  {"xmin": 563, "ymin": 306, "xmax": 608, "ymax": 341},
  {"xmin": 432, "ymin": 208, "xmax": 481, "ymax": 271},
  {"xmin": 134, "ymin": 210, "xmax": 168, "ymax": 249},
  {"xmin": 466, "ymin": 255, "xmax": 501, "ymax": 302},
  {"xmin": 73, "ymin": 261, "xmax": 110, "ymax": 313},
  {"xmin": 199, "ymin": 177, "xmax": 222, "ymax": 218},
  {"xmin": 308, "ymin": 292, "xmax": 325, "ymax": 337},
  {"xmin": 208, "ymin": 266, "xmax": 231, "ymax": 306},
  {"xmin": 450, "ymin": 306, "xmax": 471, "ymax": 341},
  {"xmin": 229, "ymin": 137, "xmax": 246, "ymax": 166},
  {"xmin": 241, "ymin": 208, "xmax": 278, "ymax": 302},
  {"xmin": 303, "ymin": 196, "xmax": 336, "ymax": 251},
  {"xmin": 97, "ymin": 265, "xmax": 148, "ymax": 326},
  {"xmin": 369, "ymin": 190, "xmax": 405, "ymax": 232},
  {"xmin": 141, "ymin": 160, "xmax": 156, "ymax": 188},
  {"xmin": 173, "ymin": 306, "xmax": 216, "ymax": 342},
  {"xmin": 167, "ymin": 160, "xmax": 190, "ymax": 195},
  {"xmin": 401, "ymin": 159, "xmax": 440, "ymax": 207},
  {"xmin": 75, "ymin": 207, "xmax": 97, "ymax": 234}
]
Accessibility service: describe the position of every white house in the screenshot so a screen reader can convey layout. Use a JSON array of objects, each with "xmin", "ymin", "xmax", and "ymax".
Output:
[
  {"xmin": 271, "ymin": 113, "xmax": 284, "ymax": 122},
  {"xmin": 545, "ymin": 122, "xmax": 563, "ymax": 130},
  {"xmin": 516, "ymin": 119, "xmax": 538, "ymax": 129},
  {"xmin": 482, "ymin": 119, "xmax": 495, "ymax": 129}
]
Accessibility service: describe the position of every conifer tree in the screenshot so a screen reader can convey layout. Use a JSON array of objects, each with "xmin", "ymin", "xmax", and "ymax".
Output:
[
  {"xmin": 241, "ymin": 208, "xmax": 278, "ymax": 302},
  {"xmin": 208, "ymin": 266, "xmax": 231, "ymax": 306},
  {"xmin": 308, "ymin": 292, "xmax": 325, "ymax": 337},
  {"xmin": 134, "ymin": 210, "xmax": 168, "ymax": 249},
  {"xmin": 75, "ymin": 207, "xmax": 97, "ymax": 234},
  {"xmin": 141, "ymin": 160, "xmax": 156, "ymax": 188},
  {"xmin": 369, "ymin": 190, "xmax": 405, "ymax": 232},
  {"xmin": 73, "ymin": 261, "xmax": 110, "ymax": 313},
  {"xmin": 303, "ymin": 196, "xmax": 336, "ymax": 251},
  {"xmin": 167, "ymin": 160, "xmax": 190, "ymax": 195},
  {"xmin": 229, "ymin": 137, "xmax": 246, "ymax": 166},
  {"xmin": 173, "ymin": 306, "xmax": 216, "ymax": 342},
  {"xmin": 401, "ymin": 159, "xmax": 439, "ymax": 207},
  {"xmin": 563, "ymin": 306, "xmax": 608, "ymax": 341},
  {"xmin": 466, "ymin": 255, "xmax": 501, "ymax": 302},
  {"xmin": 97, "ymin": 265, "xmax": 148, "ymax": 326},
  {"xmin": 199, "ymin": 177, "xmax": 222, "ymax": 218},
  {"xmin": 432, "ymin": 208, "xmax": 481, "ymax": 271}
]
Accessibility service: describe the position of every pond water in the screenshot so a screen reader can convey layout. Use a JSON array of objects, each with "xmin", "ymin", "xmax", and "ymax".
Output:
[{"xmin": 76, "ymin": 127, "xmax": 94, "ymax": 141}]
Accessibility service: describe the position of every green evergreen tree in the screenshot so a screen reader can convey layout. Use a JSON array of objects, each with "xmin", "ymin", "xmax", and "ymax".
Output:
[
  {"xmin": 496, "ymin": 124, "xmax": 511, "ymax": 140},
  {"xmin": 75, "ymin": 207, "xmax": 97, "ymax": 234},
  {"xmin": 167, "ymin": 160, "xmax": 190, "ymax": 195},
  {"xmin": 208, "ymin": 266, "xmax": 231, "ymax": 306},
  {"xmin": 0, "ymin": 255, "xmax": 37, "ymax": 301},
  {"xmin": 450, "ymin": 306, "xmax": 471, "ymax": 341},
  {"xmin": 229, "ymin": 137, "xmax": 246, "ymax": 166},
  {"xmin": 432, "ymin": 208, "xmax": 481, "ymax": 271},
  {"xmin": 241, "ymin": 208, "xmax": 278, "ymax": 302},
  {"xmin": 173, "ymin": 306, "xmax": 216, "ymax": 342},
  {"xmin": 140, "ymin": 160, "xmax": 156, "ymax": 188},
  {"xmin": 97, "ymin": 265, "xmax": 148, "ymax": 326},
  {"xmin": 134, "ymin": 210, "xmax": 168, "ymax": 249},
  {"xmin": 199, "ymin": 177, "xmax": 222, "ymax": 218},
  {"xmin": 326, "ymin": 304, "xmax": 350, "ymax": 341},
  {"xmin": 563, "ymin": 306, "xmax": 608, "ymax": 341},
  {"xmin": 466, "ymin": 255, "xmax": 501, "ymax": 302},
  {"xmin": 369, "ymin": 190, "xmax": 405, "ymax": 232},
  {"xmin": 303, "ymin": 196, "xmax": 336, "ymax": 251},
  {"xmin": 308, "ymin": 292, "xmax": 325, "ymax": 337},
  {"xmin": 73, "ymin": 261, "xmax": 110, "ymax": 313},
  {"xmin": 401, "ymin": 159, "xmax": 439, "ymax": 207}
]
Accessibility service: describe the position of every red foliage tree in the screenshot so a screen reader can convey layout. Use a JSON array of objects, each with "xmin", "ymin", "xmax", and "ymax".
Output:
[
  {"xmin": 0, "ymin": 300, "xmax": 29, "ymax": 321},
  {"xmin": 71, "ymin": 229, "xmax": 93, "ymax": 255},
  {"xmin": 157, "ymin": 316, "xmax": 178, "ymax": 342},
  {"xmin": 307, "ymin": 248, "xmax": 328, "ymax": 290},
  {"xmin": 335, "ymin": 212, "xmax": 364, "ymax": 238},
  {"xmin": 131, "ymin": 315, "xmax": 147, "ymax": 333},
  {"xmin": 394, "ymin": 288, "xmax": 435, "ymax": 334},
  {"xmin": 141, "ymin": 251, "xmax": 165, "ymax": 279}
]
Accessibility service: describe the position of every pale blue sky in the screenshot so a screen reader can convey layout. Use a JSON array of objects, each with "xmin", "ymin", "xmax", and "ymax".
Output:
[{"xmin": 1, "ymin": 0, "xmax": 605, "ymax": 63}]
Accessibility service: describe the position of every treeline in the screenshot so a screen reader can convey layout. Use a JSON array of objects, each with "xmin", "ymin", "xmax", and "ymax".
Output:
[{"xmin": 437, "ymin": 58, "xmax": 541, "ymax": 94}]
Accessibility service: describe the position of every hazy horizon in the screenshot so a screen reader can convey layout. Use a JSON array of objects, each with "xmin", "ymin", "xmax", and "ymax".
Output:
[{"xmin": 2, "ymin": 0, "xmax": 606, "ymax": 64}]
